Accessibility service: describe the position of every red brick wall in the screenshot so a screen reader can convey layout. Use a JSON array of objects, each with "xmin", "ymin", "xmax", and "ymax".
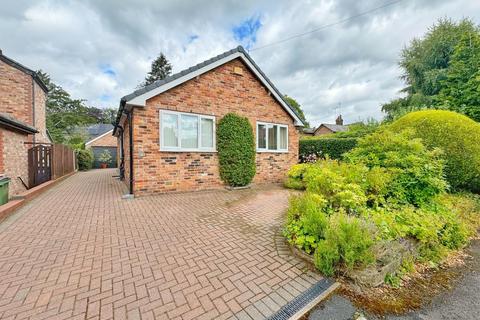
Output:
[
  {"xmin": 130, "ymin": 58, "xmax": 299, "ymax": 195},
  {"xmin": 1, "ymin": 129, "xmax": 29, "ymax": 196},
  {"xmin": 0, "ymin": 57, "xmax": 49, "ymax": 198},
  {"xmin": 0, "ymin": 60, "xmax": 33, "ymax": 124},
  {"xmin": 314, "ymin": 126, "xmax": 334, "ymax": 136},
  {"xmin": 33, "ymin": 81, "xmax": 49, "ymax": 143},
  {"xmin": 0, "ymin": 129, "xmax": 3, "ymax": 174},
  {"xmin": 87, "ymin": 131, "xmax": 116, "ymax": 147}
]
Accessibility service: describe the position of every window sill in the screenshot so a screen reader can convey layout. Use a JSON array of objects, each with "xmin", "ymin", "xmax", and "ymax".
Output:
[
  {"xmin": 159, "ymin": 148, "xmax": 217, "ymax": 153},
  {"xmin": 256, "ymin": 149, "xmax": 289, "ymax": 154}
]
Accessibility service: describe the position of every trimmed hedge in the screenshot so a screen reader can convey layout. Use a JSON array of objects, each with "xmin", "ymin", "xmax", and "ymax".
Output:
[
  {"xmin": 217, "ymin": 113, "xmax": 256, "ymax": 187},
  {"xmin": 390, "ymin": 110, "xmax": 480, "ymax": 192},
  {"xmin": 299, "ymin": 138, "xmax": 357, "ymax": 161},
  {"xmin": 77, "ymin": 149, "xmax": 94, "ymax": 171}
]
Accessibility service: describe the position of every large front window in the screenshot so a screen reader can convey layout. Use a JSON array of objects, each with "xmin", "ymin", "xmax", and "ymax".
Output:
[
  {"xmin": 256, "ymin": 122, "xmax": 288, "ymax": 152},
  {"xmin": 160, "ymin": 110, "xmax": 215, "ymax": 151}
]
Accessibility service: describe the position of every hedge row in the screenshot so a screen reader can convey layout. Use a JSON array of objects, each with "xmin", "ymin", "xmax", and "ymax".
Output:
[{"xmin": 299, "ymin": 138, "xmax": 357, "ymax": 160}]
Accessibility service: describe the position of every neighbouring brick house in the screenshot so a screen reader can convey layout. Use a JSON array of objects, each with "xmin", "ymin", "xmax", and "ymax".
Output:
[
  {"xmin": 84, "ymin": 124, "xmax": 117, "ymax": 168},
  {"xmin": 302, "ymin": 115, "xmax": 349, "ymax": 136},
  {"xmin": 113, "ymin": 46, "xmax": 305, "ymax": 196},
  {"xmin": 0, "ymin": 50, "xmax": 50, "ymax": 198}
]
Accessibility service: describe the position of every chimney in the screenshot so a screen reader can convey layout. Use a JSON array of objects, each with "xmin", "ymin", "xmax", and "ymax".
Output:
[{"xmin": 335, "ymin": 115, "xmax": 344, "ymax": 125}]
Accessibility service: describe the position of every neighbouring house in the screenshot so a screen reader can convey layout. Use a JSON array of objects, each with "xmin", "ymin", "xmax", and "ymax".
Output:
[
  {"xmin": 303, "ymin": 115, "xmax": 349, "ymax": 136},
  {"xmin": 0, "ymin": 49, "xmax": 50, "ymax": 198},
  {"xmin": 83, "ymin": 124, "xmax": 117, "ymax": 168},
  {"xmin": 113, "ymin": 46, "xmax": 305, "ymax": 196}
]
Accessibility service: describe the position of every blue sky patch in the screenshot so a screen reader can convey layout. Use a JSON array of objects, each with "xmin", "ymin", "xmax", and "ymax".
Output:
[
  {"xmin": 99, "ymin": 94, "xmax": 111, "ymax": 102},
  {"xmin": 232, "ymin": 15, "xmax": 262, "ymax": 49},
  {"xmin": 188, "ymin": 34, "xmax": 199, "ymax": 43},
  {"xmin": 99, "ymin": 63, "xmax": 116, "ymax": 77}
]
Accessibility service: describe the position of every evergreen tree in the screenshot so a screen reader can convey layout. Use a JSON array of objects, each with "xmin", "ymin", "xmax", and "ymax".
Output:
[
  {"xmin": 381, "ymin": 18, "xmax": 479, "ymax": 120},
  {"xmin": 142, "ymin": 52, "xmax": 172, "ymax": 87},
  {"xmin": 438, "ymin": 31, "xmax": 480, "ymax": 122}
]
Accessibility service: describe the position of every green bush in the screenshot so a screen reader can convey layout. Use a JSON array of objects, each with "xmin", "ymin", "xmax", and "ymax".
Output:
[
  {"xmin": 390, "ymin": 110, "xmax": 480, "ymax": 192},
  {"xmin": 314, "ymin": 213, "xmax": 375, "ymax": 275},
  {"xmin": 77, "ymin": 149, "xmax": 94, "ymax": 171},
  {"xmin": 284, "ymin": 164, "xmax": 309, "ymax": 190},
  {"xmin": 285, "ymin": 124, "xmax": 480, "ymax": 280},
  {"xmin": 299, "ymin": 138, "xmax": 357, "ymax": 161},
  {"xmin": 284, "ymin": 193, "xmax": 328, "ymax": 254},
  {"xmin": 217, "ymin": 113, "xmax": 255, "ymax": 187},
  {"xmin": 346, "ymin": 128, "xmax": 447, "ymax": 207}
]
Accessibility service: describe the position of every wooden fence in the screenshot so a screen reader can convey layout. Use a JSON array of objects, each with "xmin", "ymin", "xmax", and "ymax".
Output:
[{"xmin": 51, "ymin": 144, "xmax": 76, "ymax": 180}]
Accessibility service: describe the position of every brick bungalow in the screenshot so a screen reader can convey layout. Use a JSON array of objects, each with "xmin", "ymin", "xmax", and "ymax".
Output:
[
  {"xmin": 113, "ymin": 46, "xmax": 305, "ymax": 196},
  {"xmin": 0, "ymin": 50, "xmax": 50, "ymax": 197}
]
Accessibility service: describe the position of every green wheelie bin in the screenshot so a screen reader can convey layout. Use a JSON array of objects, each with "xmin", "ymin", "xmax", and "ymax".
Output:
[{"xmin": 0, "ymin": 177, "xmax": 10, "ymax": 205}]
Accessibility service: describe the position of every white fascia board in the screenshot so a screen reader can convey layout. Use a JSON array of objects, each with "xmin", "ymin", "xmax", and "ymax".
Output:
[
  {"xmin": 85, "ymin": 129, "xmax": 114, "ymax": 146},
  {"xmin": 125, "ymin": 52, "xmax": 303, "ymax": 126}
]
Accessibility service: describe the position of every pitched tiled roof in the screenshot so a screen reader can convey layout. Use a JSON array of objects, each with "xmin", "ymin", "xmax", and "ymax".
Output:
[
  {"xmin": 74, "ymin": 124, "xmax": 114, "ymax": 141},
  {"xmin": 113, "ymin": 46, "xmax": 305, "ymax": 134},
  {"xmin": 321, "ymin": 124, "xmax": 349, "ymax": 132}
]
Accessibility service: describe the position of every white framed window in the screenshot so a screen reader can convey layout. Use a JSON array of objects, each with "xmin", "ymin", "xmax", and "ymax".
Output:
[
  {"xmin": 256, "ymin": 121, "xmax": 288, "ymax": 152},
  {"xmin": 159, "ymin": 110, "xmax": 216, "ymax": 152}
]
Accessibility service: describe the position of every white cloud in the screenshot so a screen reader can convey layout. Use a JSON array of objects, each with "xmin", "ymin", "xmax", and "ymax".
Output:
[{"xmin": 1, "ymin": 0, "xmax": 479, "ymax": 126}]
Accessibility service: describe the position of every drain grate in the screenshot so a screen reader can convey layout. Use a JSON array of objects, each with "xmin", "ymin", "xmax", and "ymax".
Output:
[{"xmin": 267, "ymin": 278, "xmax": 335, "ymax": 320}]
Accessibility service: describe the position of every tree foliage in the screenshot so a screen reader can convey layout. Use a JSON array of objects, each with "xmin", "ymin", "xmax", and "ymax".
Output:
[
  {"xmin": 284, "ymin": 95, "xmax": 310, "ymax": 127},
  {"xmin": 217, "ymin": 113, "xmax": 256, "ymax": 187},
  {"xmin": 438, "ymin": 31, "xmax": 480, "ymax": 121},
  {"xmin": 382, "ymin": 18, "xmax": 480, "ymax": 121},
  {"xmin": 141, "ymin": 52, "xmax": 172, "ymax": 87},
  {"xmin": 37, "ymin": 71, "xmax": 95, "ymax": 143},
  {"xmin": 37, "ymin": 71, "xmax": 118, "ymax": 144}
]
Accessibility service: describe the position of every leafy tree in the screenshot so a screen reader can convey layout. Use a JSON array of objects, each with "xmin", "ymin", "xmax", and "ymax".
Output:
[
  {"xmin": 382, "ymin": 18, "xmax": 479, "ymax": 120},
  {"xmin": 141, "ymin": 52, "xmax": 172, "ymax": 87},
  {"xmin": 37, "ymin": 71, "xmax": 95, "ymax": 143},
  {"xmin": 284, "ymin": 95, "xmax": 310, "ymax": 127},
  {"xmin": 86, "ymin": 106, "xmax": 118, "ymax": 124},
  {"xmin": 438, "ymin": 31, "xmax": 480, "ymax": 121}
]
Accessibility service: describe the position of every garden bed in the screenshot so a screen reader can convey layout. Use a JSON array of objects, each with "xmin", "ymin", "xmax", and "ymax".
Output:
[{"xmin": 284, "ymin": 115, "xmax": 480, "ymax": 291}]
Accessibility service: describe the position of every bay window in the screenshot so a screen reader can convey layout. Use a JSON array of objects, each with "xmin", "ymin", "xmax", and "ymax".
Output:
[
  {"xmin": 160, "ymin": 110, "xmax": 215, "ymax": 152},
  {"xmin": 256, "ymin": 122, "xmax": 288, "ymax": 152}
]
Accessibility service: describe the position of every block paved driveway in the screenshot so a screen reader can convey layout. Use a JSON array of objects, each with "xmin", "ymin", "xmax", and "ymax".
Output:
[{"xmin": 0, "ymin": 169, "xmax": 322, "ymax": 320}]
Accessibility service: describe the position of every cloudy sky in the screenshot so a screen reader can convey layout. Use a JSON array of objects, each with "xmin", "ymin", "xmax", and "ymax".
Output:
[{"xmin": 1, "ymin": 0, "xmax": 479, "ymax": 126}]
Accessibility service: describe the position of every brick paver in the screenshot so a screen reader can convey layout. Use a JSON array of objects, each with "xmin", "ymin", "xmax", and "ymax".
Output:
[{"xmin": 0, "ymin": 169, "xmax": 322, "ymax": 319}]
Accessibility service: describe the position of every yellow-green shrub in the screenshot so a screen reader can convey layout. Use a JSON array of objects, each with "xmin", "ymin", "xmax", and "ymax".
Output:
[
  {"xmin": 346, "ymin": 128, "xmax": 447, "ymax": 206},
  {"xmin": 390, "ymin": 110, "xmax": 480, "ymax": 192},
  {"xmin": 284, "ymin": 193, "xmax": 328, "ymax": 254}
]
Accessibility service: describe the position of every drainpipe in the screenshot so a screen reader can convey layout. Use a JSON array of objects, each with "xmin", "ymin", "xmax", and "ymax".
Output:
[
  {"xmin": 32, "ymin": 77, "xmax": 36, "ymax": 144},
  {"xmin": 117, "ymin": 125, "xmax": 125, "ymax": 180},
  {"xmin": 128, "ymin": 110, "xmax": 134, "ymax": 195}
]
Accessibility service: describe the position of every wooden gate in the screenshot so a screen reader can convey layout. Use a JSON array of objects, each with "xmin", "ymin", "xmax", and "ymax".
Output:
[{"xmin": 28, "ymin": 145, "xmax": 52, "ymax": 188}]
